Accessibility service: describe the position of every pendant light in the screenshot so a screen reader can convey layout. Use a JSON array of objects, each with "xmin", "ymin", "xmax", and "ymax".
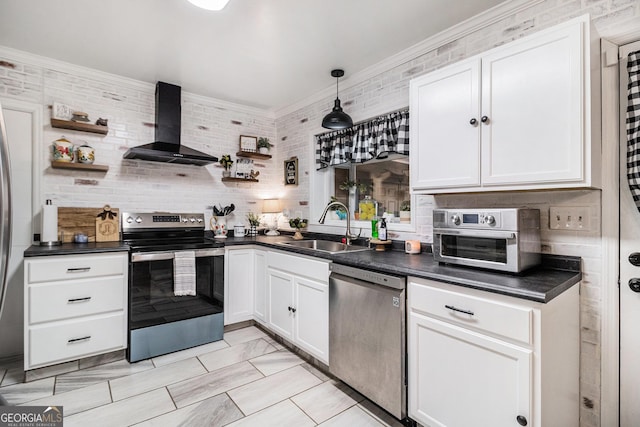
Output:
[
  {"xmin": 187, "ymin": 0, "xmax": 230, "ymax": 11},
  {"xmin": 322, "ymin": 69, "xmax": 353, "ymax": 130}
]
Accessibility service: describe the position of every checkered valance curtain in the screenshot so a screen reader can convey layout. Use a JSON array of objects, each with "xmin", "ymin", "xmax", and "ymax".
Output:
[
  {"xmin": 627, "ymin": 51, "xmax": 640, "ymax": 212},
  {"xmin": 315, "ymin": 109, "xmax": 409, "ymax": 170}
]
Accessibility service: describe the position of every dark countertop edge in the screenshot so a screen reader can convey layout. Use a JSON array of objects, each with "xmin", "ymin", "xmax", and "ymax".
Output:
[{"xmin": 24, "ymin": 242, "xmax": 130, "ymax": 257}]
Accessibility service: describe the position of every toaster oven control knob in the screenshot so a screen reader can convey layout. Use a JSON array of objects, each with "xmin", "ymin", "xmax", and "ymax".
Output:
[
  {"xmin": 126, "ymin": 216, "xmax": 134, "ymax": 224},
  {"xmin": 135, "ymin": 216, "xmax": 142, "ymax": 223},
  {"xmin": 196, "ymin": 218, "xmax": 203, "ymax": 223},
  {"xmin": 189, "ymin": 217, "xmax": 196, "ymax": 223},
  {"xmin": 182, "ymin": 218, "xmax": 188, "ymax": 223},
  {"xmin": 451, "ymin": 214, "xmax": 461, "ymax": 226},
  {"xmin": 485, "ymin": 215, "xmax": 495, "ymax": 226}
]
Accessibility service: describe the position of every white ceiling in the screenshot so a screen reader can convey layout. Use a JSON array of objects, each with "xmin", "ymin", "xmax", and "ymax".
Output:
[{"xmin": 0, "ymin": 0, "xmax": 507, "ymax": 112}]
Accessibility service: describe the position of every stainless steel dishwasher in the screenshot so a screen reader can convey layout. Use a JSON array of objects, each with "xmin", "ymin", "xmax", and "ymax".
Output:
[{"xmin": 329, "ymin": 263, "xmax": 406, "ymax": 420}]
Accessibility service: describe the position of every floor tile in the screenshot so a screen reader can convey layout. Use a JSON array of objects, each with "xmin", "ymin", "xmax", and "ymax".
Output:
[
  {"xmin": 292, "ymin": 381, "xmax": 359, "ymax": 423},
  {"xmin": 19, "ymin": 382, "xmax": 112, "ymax": 416},
  {"xmin": 133, "ymin": 392, "xmax": 243, "ymax": 427},
  {"xmin": 0, "ymin": 364, "xmax": 24, "ymax": 387},
  {"xmin": 25, "ymin": 360, "xmax": 78, "ymax": 382},
  {"xmin": 227, "ymin": 399, "xmax": 315, "ymax": 427},
  {"xmin": 55, "ymin": 359, "xmax": 155, "ymax": 394},
  {"xmin": 152, "ymin": 339, "xmax": 229, "ymax": 368},
  {"xmin": 223, "ymin": 326, "xmax": 268, "ymax": 346},
  {"xmin": 64, "ymin": 387, "xmax": 175, "ymax": 427},
  {"xmin": 168, "ymin": 361, "xmax": 263, "ymax": 408},
  {"xmin": 110, "ymin": 357, "xmax": 206, "ymax": 401},
  {"xmin": 228, "ymin": 364, "xmax": 322, "ymax": 415},
  {"xmin": 318, "ymin": 405, "xmax": 385, "ymax": 426},
  {"xmin": 301, "ymin": 362, "xmax": 331, "ymax": 382},
  {"xmin": 198, "ymin": 338, "xmax": 275, "ymax": 372},
  {"xmin": 249, "ymin": 349, "xmax": 304, "ymax": 376},
  {"xmin": 358, "ymin": 400, "xmax": 405, "ymax": 427},
  {"xmin": 0, "ymin": 376, "xmax": 54, "ymax": 405},
  {"xmin": 263, "ymin": 336, "xmax": 286, "ymax": 351},
  {"xmin": 78, "ymin": 349, "xmax": 125, "ymax": 370}
]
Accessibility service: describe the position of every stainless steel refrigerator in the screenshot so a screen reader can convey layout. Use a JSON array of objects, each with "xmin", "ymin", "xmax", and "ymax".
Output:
[{"xmin": 0, "ymin": 101, "xmax": 12, "ymax": 405}]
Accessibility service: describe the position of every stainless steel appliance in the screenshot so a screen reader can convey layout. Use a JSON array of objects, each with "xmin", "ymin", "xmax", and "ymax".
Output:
[
  {"xmin": 0, "ymin": 102, "xmax": 11, "ymax": 405},
  {"xmin": 329, "ymin": 263, "xmax": 407, "ymax": 420},
  {"xmin": 122, "ymin": 212, "xmax": 224, "ymax": 362},
  {"xmin": 433, "ymin": 208, "xmax": 541, "ymax": 273}
]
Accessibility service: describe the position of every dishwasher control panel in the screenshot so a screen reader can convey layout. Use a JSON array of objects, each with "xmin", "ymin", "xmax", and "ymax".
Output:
[{"xmin": 330, "ymin": 263, "xmax": 405, "ymax": 290}]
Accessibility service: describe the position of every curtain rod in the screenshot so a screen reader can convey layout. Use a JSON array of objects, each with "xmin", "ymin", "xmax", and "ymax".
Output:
[{"xmin": 317, "ymin": 106, "xmax": 409, "ymax": 137}]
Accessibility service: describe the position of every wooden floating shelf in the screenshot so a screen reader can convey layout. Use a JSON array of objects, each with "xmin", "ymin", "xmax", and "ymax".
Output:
[
  {"xmin": 51, "ymin": 161, "xmax": 109, "ymax": 172},
  {"xmin": 235, "ymin": 151, "xmax": 272, "ymax": 160},
  {"xmin": 51, "ymin": 118, "xmax": 109, "ymax": 135},
  {"xmin": 221, "ymin": 177, "xmax": 259, "ymax": 183}
]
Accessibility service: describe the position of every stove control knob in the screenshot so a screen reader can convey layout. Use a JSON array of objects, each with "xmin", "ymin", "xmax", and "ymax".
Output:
[
  {"xmin": 135, "ymin": 216, "xmax": 142, "ymax": 223},
  {"xmin": 126, "ymin": 216, "xmax": 134, "ymax": 224},
  {"xmin": 182, "ymin": 218, "xmax": 188, "ymax": 223},
  {"xmin": 451, "ymin": 214, "xmax": 461, "ymax": 226},
  {"xmin": 196, "ymin": 218, "xmax": 203, "ymax": 223},
  {"xmin": 189, "ymin": 217, "xmax": 196, "ymax": 223},
  {"xmin": 485, "ymin": 215, "xmax": 496, "ymax": 226}
]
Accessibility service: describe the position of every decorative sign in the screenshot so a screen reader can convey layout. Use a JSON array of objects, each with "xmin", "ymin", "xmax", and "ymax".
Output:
[
  {"xmin": 52, "ymin": 102, "xmax": 73, "ymax": 120},
  {"xmin": 239, "ymin": 135, "xmax": 257, "ymax": 152},
  {"xmin": 284, "ymin": 157, "xmax": 298, "ymax": 186}
]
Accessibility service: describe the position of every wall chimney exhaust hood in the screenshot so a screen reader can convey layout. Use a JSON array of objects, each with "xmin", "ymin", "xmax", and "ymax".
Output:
[{"xmin": 123, "ymin": 82, "xmax": 218, "ymax": 166}]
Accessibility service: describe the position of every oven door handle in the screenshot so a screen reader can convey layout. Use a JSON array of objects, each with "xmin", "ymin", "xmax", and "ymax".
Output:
[
  {"xmin": 131, "ymin": 248, "xmax": 224, "ymax": 263},
  {"xmin": 433, "ymin": 228, "xmax": 516, "ymax": 240}
]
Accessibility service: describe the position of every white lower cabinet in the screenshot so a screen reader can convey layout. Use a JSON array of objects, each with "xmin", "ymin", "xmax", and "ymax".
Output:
[
  {"xmin": 253, "ymin": 249, "xmax": 267, "ymax": 324},
  {"xmin": 267, "ymin": 250, "xmax": 329, "ymax": 363},
  {"xmin": 24, "ymin": 252, "xmax": 128, "ymax": 370},
  {"xmin": 224, "ymin": 247, "xmax": 256, "ymax": 325},
  {"xmin": 408, "ymin": 277, "xmax": 579, "ymax": 427}
]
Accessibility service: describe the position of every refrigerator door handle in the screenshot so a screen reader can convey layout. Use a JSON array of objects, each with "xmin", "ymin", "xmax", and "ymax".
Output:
[{"xmin": 0, "ymin": 103, "xmax": 12, "ymax": 320}]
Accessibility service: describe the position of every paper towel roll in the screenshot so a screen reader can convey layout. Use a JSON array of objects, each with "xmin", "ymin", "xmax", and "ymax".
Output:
[{"xmin": 41, "ymin": 200, "xmax": 59, "ymax": 245}]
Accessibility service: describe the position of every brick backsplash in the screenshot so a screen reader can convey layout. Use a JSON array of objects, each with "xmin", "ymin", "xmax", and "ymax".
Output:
[{"xmin": 2, "ymin": 0, "xmax": 639, "ymax": 425}]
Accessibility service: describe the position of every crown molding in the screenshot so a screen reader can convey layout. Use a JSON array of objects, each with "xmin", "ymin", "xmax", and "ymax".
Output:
[
  {"xmin": 273, "ymin": 0, "xmax": 544, "ymax": 119},
  {"xmin": 0, "ymin": 45, "xmax": 274, "ymax": 118}
]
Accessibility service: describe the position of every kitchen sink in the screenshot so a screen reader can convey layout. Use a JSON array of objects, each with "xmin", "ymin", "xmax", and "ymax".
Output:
[{"xmin": 277, "ymin": 239, "xmax": 370, "ymax": 254}]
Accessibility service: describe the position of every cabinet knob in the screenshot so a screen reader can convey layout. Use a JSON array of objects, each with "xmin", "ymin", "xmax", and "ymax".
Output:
[
  {"xmin": 481, "ymin": 115, "xmax": 489, "ymax": 123},
  {"xmin": 469, "ymin": 118, "xmax": 478, "ymax": 125},
  {"xmin": 291, "ymin": 307, "xmax": 297, "ymax": 313},
  {"xmin": 516, "ymin": 415, "xmax": 528, "ymax": 426},
  {"xmin": 629, "ymin": 252, "xmax": 640, "ymax": 266},
  {"xmin": 629, "ymin": 279, "xmax": 640, "ymax": 293},
  {"xmin": 288, "ymin": 306, "xmax": 292, "ymax": 312}
]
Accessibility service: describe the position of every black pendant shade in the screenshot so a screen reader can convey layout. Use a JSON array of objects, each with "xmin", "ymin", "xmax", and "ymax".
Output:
[{"xmin": 322, "ymin": 69, "xmax": 353, "ymax": 130}]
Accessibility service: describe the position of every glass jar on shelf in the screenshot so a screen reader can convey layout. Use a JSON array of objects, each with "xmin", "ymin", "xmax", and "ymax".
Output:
[{"xmin": 359, "ymin": 195, "xmax": 378, "ymax": 221}]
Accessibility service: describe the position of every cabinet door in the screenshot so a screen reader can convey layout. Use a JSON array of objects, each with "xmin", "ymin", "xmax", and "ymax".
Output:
[
  {"xmin": 408, "ymin": 312, "xmax": 532, "ymax": 427},
  {"xmin": 410, "ymin": 58, "xmax": 481, "ymax": 190},
  {"xmin": 481, "ymin": 23, "xmax": 584, "ymax": 186},
  {"xmin": 225, "ymin": 249, "xmax": 255, "ymax": 325},
  {"xmin": 267, "ymin": 268, "xmax": 294, "ymax": 340},
  {"xmin": 253, "ymin": 249, "xmax": 267, "ymax": 323},
  {"xmin": 293, "ymin": 276, "xmax": 328, "ymax": 363}
]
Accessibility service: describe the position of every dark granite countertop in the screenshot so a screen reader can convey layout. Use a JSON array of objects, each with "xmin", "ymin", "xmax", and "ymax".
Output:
[
  {"xmin": 223, "ymin": 234, "xmax": 581, "ymax": 304},
  {"xmin": 24, "ymin": 241, "xmax": 130, "ymax": 257},
  {"xmin": 24, "ymin": 233, "xmax": 581, "ymax": 303}
]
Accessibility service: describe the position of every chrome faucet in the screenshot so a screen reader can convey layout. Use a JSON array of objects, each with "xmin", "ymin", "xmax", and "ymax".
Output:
[{"xmin": 318, "ymin": 201, "xmax": 361, "ymax": 245}]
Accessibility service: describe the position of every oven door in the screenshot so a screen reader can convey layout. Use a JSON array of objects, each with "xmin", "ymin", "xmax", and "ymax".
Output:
[
  {"xmin": 129, "ymin": 248, "xmax": 224, "ymax": 331},
  {"xmin": 433, "ymin": 229, "xmax": 520, "ymax": 272}
]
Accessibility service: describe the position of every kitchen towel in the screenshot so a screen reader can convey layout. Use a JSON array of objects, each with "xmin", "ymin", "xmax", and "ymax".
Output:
[
  {"xmin": 627, "ymin": 50, "xmax": 640, "ymax": 213},
  {"xmin": 173, "ymin": 251, "xmax": 196, "ymax": 296},
  {"xmin": 41, "ymin": 200, "xmax": 59, "ymax": 244}
]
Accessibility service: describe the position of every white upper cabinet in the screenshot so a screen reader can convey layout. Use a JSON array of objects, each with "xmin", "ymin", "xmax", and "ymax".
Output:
[{"xmin": 410, "ymin": 15, "xmax": 600, "ymax": 194}]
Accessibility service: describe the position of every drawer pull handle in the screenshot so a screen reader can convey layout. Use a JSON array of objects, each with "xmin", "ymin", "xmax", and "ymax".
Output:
[
  {"xmin": 67, "ymin": 336, "xmax": 91, "ymax": 344},
  {"xmin": 445, "ymin": 304, "xmax": 474, "ymax": 316},
  {"xmin": 67, "ymin": 297, "xmax": 92, "ymax": 303},
  {"xmin": 67, "ymin": 267, "xmax": 91, "ymax": 273}
]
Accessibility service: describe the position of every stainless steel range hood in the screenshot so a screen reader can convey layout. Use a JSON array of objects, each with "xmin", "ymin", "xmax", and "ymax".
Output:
[{"xmin": 123, "ymin": 82, "xmax": 218, "ymax": 166}]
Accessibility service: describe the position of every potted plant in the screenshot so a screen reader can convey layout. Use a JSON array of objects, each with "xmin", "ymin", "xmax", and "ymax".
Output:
[
  {"xmin": 246, "ymin": 212, "xmax": 261, "ymax": 237},
  {"xmin": 288, "ymin": 217, "xmax": 308, "ymax": 240},
  {"xmin": 400, "ymin": 200, "xmax": 411, "ymax": 222},
  {"xmin": 219, "ymin": 154, "xmax": 234, "ymax": 177},
  {"xmin": 257, "ymin": 137, "xmax": 272, "ymax": 154}
]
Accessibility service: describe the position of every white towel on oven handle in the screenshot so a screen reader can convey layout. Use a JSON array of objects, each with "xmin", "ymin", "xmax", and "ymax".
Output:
[{"xmin": 174, "ymin": 251, "xmax": 196, "ymax": 296}]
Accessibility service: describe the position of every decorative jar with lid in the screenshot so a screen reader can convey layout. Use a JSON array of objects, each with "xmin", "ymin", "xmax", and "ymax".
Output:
[
  {"xmin": 52, "ymin": 136, "xmax": 74, "ymax": 162},
  {"xmin": 359, "ymin": 195, "xmax": 378, "ymax": 220}
]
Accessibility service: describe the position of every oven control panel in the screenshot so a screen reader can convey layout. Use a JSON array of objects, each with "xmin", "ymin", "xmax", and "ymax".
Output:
[
  {"xmin": 122, "ymin": 212, "xmax": 205, "ymax": 230},
  {"xmin": 434, "ymin": 209, "xmax": 503, "ymax": 229}
]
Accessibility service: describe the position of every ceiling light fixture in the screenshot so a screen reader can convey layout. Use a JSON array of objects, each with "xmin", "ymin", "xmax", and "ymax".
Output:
[
  {"xmin": 322, "ymin": 69, "xmax": 353, "ymax": 130},
  {"xmin": 187, "ymin": 0, "xmax": 230, "ymax": 11}
]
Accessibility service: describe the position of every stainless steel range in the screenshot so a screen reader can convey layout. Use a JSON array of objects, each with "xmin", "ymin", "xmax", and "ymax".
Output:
[{"xmin": 122, "ymin": 212, "xmax": 224, "ymax": 362}]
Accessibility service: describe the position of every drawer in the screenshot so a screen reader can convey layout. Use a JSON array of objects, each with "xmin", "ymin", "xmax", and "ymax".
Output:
[
  {"xmin": 28, "ymin": 313, "xmax": 125, "ymax": 368},
  {"xmin": 268, "ymin": 250, "xmax": 330, "ymax": 282},
  {"xmin": 28, "ymin": 276, "xmax": 126, "ymax": 324},
  {"xmin": 26, "ymin": 253, "xmax": 127, "ymax": 284},
  {"xmin": 409, "ymin": 279, "xmax": 532, "ymax": 345}
]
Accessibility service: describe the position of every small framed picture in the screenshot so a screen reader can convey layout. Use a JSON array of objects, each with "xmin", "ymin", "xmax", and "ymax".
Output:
[
  {"xmin": 239, "ymin": 135, "xmax": 257, "ymax": 152},
  {"xmin": 284, "ymin": 157, "xmax": 298, "ymax": 186},
  {"xmin": 52, "ymin": 102, "xmax": 72, "ymax": 120}
]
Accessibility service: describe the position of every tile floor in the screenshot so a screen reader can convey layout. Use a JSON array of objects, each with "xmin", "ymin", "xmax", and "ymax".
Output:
[{"xmin": 0, "ymin": 326, "xmax": 403, "ymax": 427}]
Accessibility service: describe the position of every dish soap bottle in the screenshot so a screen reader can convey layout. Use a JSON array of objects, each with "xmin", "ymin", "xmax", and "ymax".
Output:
[{"xmin": 378, "ymin": 218, "xmax": 387, "ymax": 241}]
